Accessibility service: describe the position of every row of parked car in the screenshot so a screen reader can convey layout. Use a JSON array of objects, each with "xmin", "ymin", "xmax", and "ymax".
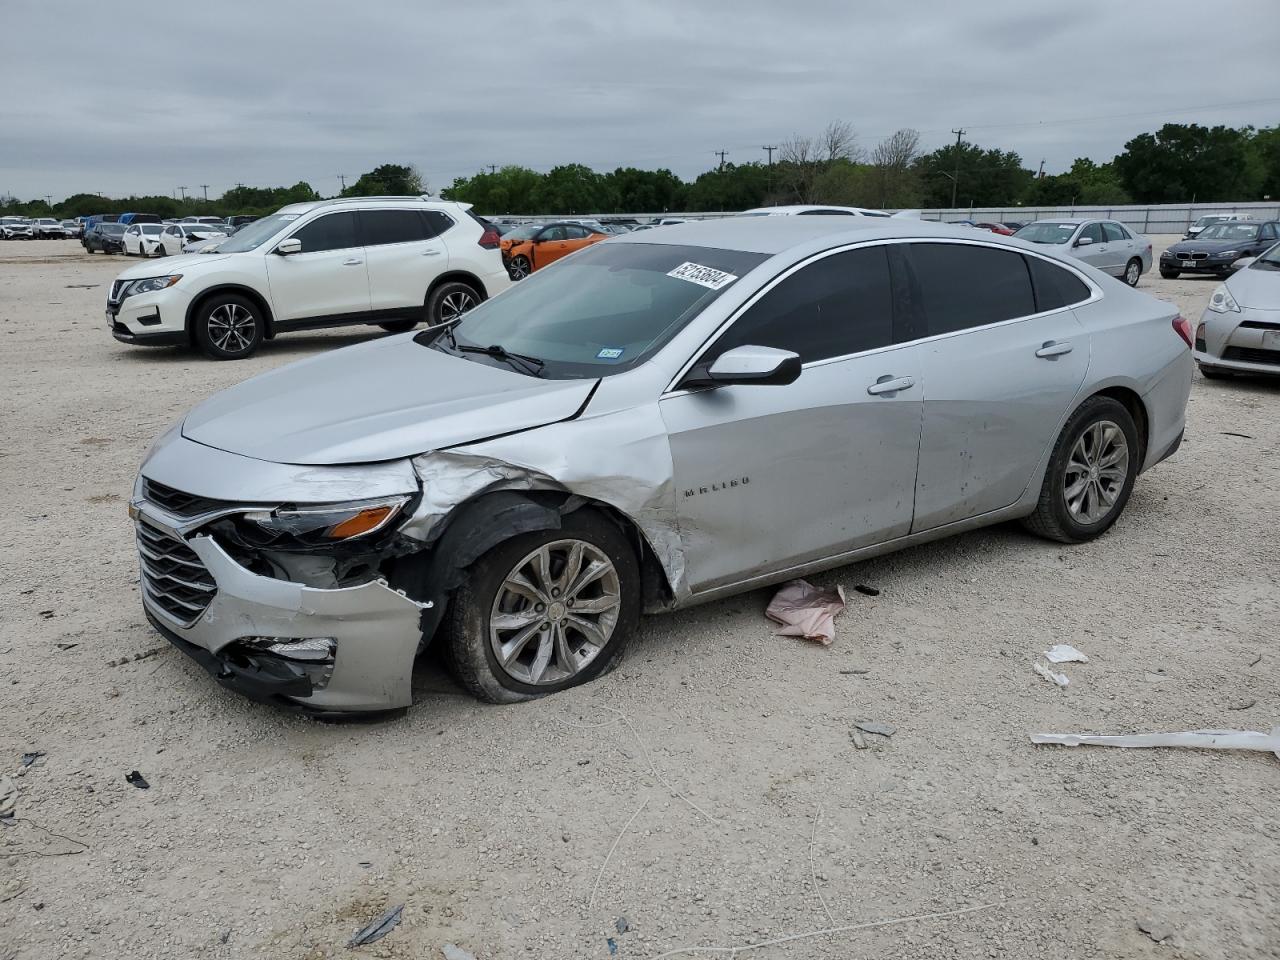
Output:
[{"xmin": 0, "ymin": 216, "xmax": 84, "ymax": 239}]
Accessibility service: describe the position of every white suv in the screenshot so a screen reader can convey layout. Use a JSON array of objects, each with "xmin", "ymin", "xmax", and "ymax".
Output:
[{"xmin": 106, "ymin": 196, "xmax": 511, "ymax": 360}]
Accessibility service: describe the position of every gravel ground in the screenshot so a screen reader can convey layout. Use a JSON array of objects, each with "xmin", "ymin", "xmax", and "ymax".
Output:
[{"xmin": 1, "ymin": 238, "xmax": 1277, "ymax": 960}]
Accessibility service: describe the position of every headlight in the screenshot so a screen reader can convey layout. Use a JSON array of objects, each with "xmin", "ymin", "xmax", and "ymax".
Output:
[
  {"xmin": 244, "ymin": 495, "xmax": 410, "ymax": 542},
  {"xmin": 120, "ymin": 275, "xmax": 182, "ymax": 299},
  {"xmin": 1207, "ymin": 285, "xmax": 1240, "ymax": 314},
  {"xmin": 1217, "ymin": 250, "xmax": 1239, "ymax": 259}
]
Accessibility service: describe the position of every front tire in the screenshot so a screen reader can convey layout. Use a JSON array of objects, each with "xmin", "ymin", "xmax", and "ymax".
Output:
[
  {"xmin": 1022, "ymin": 396, "xmax": 1140, "ymax": 544},
  {"xmin": 425, "ymin": 281, "xmax": 480, "ymax": 327},
  {"xmin": 1123, "ymin": 258, "xmax": 1141, "ymax": 287},
  {"xmin": 194, "ymin": 294, "xmax": 263, "ymax": 360},
  {"xmin": 443, "ymin": 510, "xmax": 640, "ymax": 704}
]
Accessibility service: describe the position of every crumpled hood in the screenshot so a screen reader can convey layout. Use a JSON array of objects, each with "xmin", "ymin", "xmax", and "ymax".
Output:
[
  {"xmin": 182, "ymin": 335, "xmax": 597, "ymax": 465},
  {"xmin": 115, "ymin": 252, "xmax": 233, "ymax": 278},
  {"xmin": 1226, "ymin": 265, "xmax": 1280, "ymax": 310}
]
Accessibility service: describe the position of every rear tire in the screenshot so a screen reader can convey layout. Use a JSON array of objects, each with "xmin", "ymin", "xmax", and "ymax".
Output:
[
  {"xmin": 508, "ymin": 255, "xmax": 531, "ymax": 280},
  {"xmin": 1123, "ymin": 258, "xmax": 1142, "ymax": 287},
  {"xmin": 1022, "ymin": 396, "xmax": 1140, "ymax": 544},
  {"xmin": 378, "ymin": 318, "xmax": 419, "ymax": 333},
  {"xmin": 425, "ymin": 281, "xmax": 480, "ymax": 327},
  {"xmin": 443, "ymin": 510, "xmax": 639, "ymax": 704},
  {"xmin": 1159, "ymin": 268, "xmax": 1178, "ymax": 279},
  {"xmin": 194, "ymin": 294, "xmax": 264, "ymax": 360}
]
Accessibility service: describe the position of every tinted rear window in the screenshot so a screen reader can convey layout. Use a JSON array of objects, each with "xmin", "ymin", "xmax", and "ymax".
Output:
[
  {"xmin": 360, "ymin": 209, "xmax": 430, "ymax": 246},
  {"xmin": 906, "ymin": 243, "xmax": 1036, "ymax": 336},
  {"xmin": 1026, "ymin": 255, "xmax": 1091, "ymax": 311}
]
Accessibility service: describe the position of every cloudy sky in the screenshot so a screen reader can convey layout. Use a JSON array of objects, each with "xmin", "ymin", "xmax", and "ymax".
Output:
[{"xmin": 3, "ymin": 0, "xmax": 1278, "ymax": 201}]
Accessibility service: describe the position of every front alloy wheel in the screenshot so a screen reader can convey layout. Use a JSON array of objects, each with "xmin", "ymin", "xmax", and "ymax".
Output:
[{"xmin": 195, "ymin": 294, "xmax": 263, "ymax": 360}]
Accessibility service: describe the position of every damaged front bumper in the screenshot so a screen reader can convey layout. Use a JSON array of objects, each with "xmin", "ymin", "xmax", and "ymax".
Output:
[{"xmin": 139, "ymin": 526, "xmax": 430, "ymax": 713}]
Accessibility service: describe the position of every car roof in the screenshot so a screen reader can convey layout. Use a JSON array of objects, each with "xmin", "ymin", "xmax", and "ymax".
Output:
[
  {"xmin": 741, "ymin": 204, "xmax": 887, "ymax": 216},
  {"xmin": 610, "ymin": 215, "xmax": 1038, "ymax": 256},
  {"xmin": 276, "ymin": 195, "xmax": 466, "ymax": 216}
]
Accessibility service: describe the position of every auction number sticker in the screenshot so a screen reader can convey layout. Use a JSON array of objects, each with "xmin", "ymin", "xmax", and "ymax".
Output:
[{"xmin": 667, "ymin": 262, "xmax": 738, "ymax": 290}]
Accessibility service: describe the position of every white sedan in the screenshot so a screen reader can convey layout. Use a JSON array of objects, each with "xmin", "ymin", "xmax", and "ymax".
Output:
[
  {"xmin": 123, "ymin": 223, "xmax": 165, "ymax": 257},
  {"xmin": 157, "ymin": 223, "xmax": 226, "ymax": 256}
]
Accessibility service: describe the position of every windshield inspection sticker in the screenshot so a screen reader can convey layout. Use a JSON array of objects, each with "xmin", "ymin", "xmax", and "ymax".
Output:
[
  {"xmin": 667, "ymin": 262, "xmax": 738, "ymax": 290},
  {"xmin": 597, "ymin": 347, "xmax": 624, "ymax": 360}
]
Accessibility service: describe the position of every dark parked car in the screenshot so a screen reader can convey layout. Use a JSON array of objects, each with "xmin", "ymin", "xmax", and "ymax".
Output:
[
  {"xmin": 117, "ymin": 212, "xmax": 162, "ymax": 225},
  {"xmin": 224, "ymin": 215, "xmax": 259, "ymax": 229},
  {"xmin": 1160, "ymin": 221, "xmax": 1280, "ymax": 278},
  {"xmin": 84, "ymin": 222, "xmax": 126, "ymax": 254}
]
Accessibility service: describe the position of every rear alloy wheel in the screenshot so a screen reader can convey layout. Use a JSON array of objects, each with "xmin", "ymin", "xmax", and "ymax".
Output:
[
  {"xmin": 425, "ymin": 281, "xmax": 480, "ymax": 327},
  {"xmin": 1022, "ymin": 396, "xmax": 1139, "ymax": 544},
  {"xmin": 195, "ymin": 294, "xmax": 263, "ymax": 360},
  {"xmin": 444, "ymin": 511, "xmax": 639, "ymax": 703},
  {"xmin": 508, "ymin": 255, "xmax": 532, "ymax": 280},
  {"xmin": 1123, "ymin": 258, "xmax": 1142, "ymax": 287}
]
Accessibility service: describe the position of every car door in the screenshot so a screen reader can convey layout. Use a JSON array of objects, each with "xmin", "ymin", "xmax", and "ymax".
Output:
[
  {"xmin": 901, "ymin": 242, "xmax": 1090, "ymax": 531},
  {"xmin": 360, "ymin": 208, "xmax": 445, "ymax": 314},
  {"xmin": 124, "ymin": 225, "xmax": 139, "ymax": 254},
  {"xmin": 1102, "ymin": 221, "xmax": 1133, "ymax": 274},
  {"xmin": 264, "ymin": 210, "xmax": 371, "ymax": 324},
  {"xmin": 1073, "ymin": 222, "xmax": 1110, "ymax": 272},
  {"xmin": 533, "ymin": 225, "xmax": 571, "ymax": 269},
  {"xmin": 660, "ymin": 244, "xmax": 924, "ymax": 593}
]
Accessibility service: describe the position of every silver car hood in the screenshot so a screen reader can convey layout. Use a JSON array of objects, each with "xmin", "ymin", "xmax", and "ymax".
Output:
[
  {"xmin": 181, "ymin": 335, "xmax": 598, "ymax": 466},
  {"xmin": 1227, "ymin": 266, "xmax": 1280, "ymax": 310}
]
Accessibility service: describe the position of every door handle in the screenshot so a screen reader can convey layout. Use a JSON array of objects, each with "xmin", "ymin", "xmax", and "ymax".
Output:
[
  {"xmin": 1035, "ymin": 340, "xmax": 1073, "ymax": 359},
  {"xmin": 342, "ymin": 258, "xmax": 363, "ymax": 266},
  {"xmin": 867, "ymin": 375, "xmax": 915, "ymax": 396}
]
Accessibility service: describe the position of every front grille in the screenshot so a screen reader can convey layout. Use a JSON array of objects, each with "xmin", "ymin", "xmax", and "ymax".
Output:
[
  {"xmin": 136, "ymin": 521, "xmax": 217, "ymax": 625},
  {"xmin": 1223, "ymin": 346, "xmax": 1280, "ymax": 366},
  {"xmin": 143, "ymin": 479, "xmax": 230, "ymax": 517}
]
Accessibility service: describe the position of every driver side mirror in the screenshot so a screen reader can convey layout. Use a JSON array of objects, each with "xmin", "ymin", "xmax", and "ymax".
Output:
[
  {"xmin": 1074, "ymin": 236, "xmax": 1094, "ymax": 247},
  {"xmin": 681, "ymin": 345, "xmax": 802, "ymax": 390},
  {"xmin": 275, "ymin": 238, "xmax": 302, "ymax": 255}
]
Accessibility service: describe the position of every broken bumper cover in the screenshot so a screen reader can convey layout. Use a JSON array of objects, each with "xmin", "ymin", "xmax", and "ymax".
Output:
[{"xmin": 141, "ymin": 531, "xmax": 429, "ymax": 714}]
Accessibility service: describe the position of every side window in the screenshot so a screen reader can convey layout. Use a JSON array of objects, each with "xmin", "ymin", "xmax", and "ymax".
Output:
[
  {"xmin": 565, "ymin": 225, "xmax": 591, "ymax": 239},
  {"xmin": 540, "ymin": 226, "xmax": 567, "ymax": 242},
  {"xmin": 709, "ymin": 246, "xmax": 894, "ymax": 364},
  {"xmin": 360, "ymin": 209, "xmax": 429, "ymax": 246},
  {"xmin": 423, "ymin": 211, "xmax": 454, "ymax": 237},
  {"xmin": 289, "ymin": 211, "xmax": 358, "ymax": 253},
  {"xmin": 1080, "ymin": 222, "xmax": 1105, "ymax": 244},
  {"xmin": 906, "ymin": 243, "xmax": 1036, "ymax": 336},
  {"xmin": 1260, "ymin": 223, "xmax": 1277, "ymax": 241},
  {"xmin": 1102, "ymin": 222, "xmax": 1127, "ymax": 243},
  {"xmin": 1025, "ymin": 255, "xmax": 1092, "ymax": 312}
]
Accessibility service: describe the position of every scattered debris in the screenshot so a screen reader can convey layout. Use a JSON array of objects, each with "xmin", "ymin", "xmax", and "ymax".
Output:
[
  {"xmin": 20, "ymin": 751, "xmax": 45, "ymax": 768},
  {"xmin": 1144, "ymin": 670, "xmax": 1169, "ymax": 683},
  {"xmin": 615, "ymin": 916, "xmax": 631, "ymax": 934},
  {"xmin": 838, "ymin": 668, "xmax": 869, "ymax": 675},
  {"xmin": 64, "ymin": 284, "xmax": 99, "ymax": 289},
  {"xmin": 441, "ymin": 943, "xmax": 476, "ymax": 960},
  {"xmin": 219, "ymin": 930, "xmax": 231, "ymax": 945},
  {"xmin": 125, "ymin": 770, "xmax": 150, "ymax": 790},
  {"xmin": 106, "ymin": 647, "xmax": 164, "ymax": 668},
  {"xmin": 850, "ymin": 728, "xmax": 868, "ymax": 750},
  {"xmin": 765, "ymin": 580, "xmax": 847, "ymax": 645},
  {"xmin": 54, "ymin": 642, "xmax": 77, "ymax": 651},
  {"xmin": 1031, "ymin": 727, "xmax": 1280, "ymax": 759},
  {"xmin": 0, "ymin": 776, "xmax": 18, "ymax": 819},
  {"xmin": 1137, "ymin": 919, "xmax": 1172, "ymax": 943},
  {"xmin": 347, "ymin": 904, "xmax": 404, "ymax": 948},
  {"xmin": 38, "ymin": 611, "xmax": 54, "ymax": 620},
  {"xmin": 1, "ymin": 878, "xmax": 27, "ymax": 903},
  {"xmin": 1248, "ymin": 653, "xmax": 1262, "ymax": 668},
  {"xmin": 1227, "ymin": 699, "xmax": 1257, "ymax": 711},
  {"xmin": 1044, "ymin": 644, "xmax": 1088, "ymax": 664},
  {"xmin": 1033, "ymin": 662, "xmax": 1069, "ymax": 688},
  {"xmin": 607, "ymin": 938, "xmax": 618, "ymax": 956},
  {"xmin": 589, "ymin": 797, "xmax": 649, "ymax": 908},
  {"xmin": 1220, "ymin": 431, "xmax": 1254, "ymax": 439},
  {"xmin": 853, "ymin": 720, "xmax": 896, "ymax": 738},
  {"xmin": 853, "ymin": 584, "xmax": 880, "ymax": 597}
]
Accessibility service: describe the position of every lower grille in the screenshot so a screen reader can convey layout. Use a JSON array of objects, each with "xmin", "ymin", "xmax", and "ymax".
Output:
[
  {"xmin": 136, "ymin": 521, "xmax": 217, "ymax": 625},
  {"xmin": 1223, "ymin": 346, "xmax": 1280, "ymax": 366},
  {"xmin": 143, "ymin": 478, "xmax": 230, "ymax": 517}
]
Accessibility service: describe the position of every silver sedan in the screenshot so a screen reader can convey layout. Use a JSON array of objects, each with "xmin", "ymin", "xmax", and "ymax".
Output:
[
  {"xmin": 1194, "ymin": 241, "xmax": 1280, "ymax": 378},
  {"xmin": 131, "ymin": 218, "xmax": 1193, "ymax": 714},
  {"xmin": 1014, "ymin": 218, "xmax": 1153, "ymax": 287}
]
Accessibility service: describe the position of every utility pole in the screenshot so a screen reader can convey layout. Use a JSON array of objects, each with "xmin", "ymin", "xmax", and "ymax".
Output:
[
  {"xmin": 200, "ymin": 184, "xmax": 209, "ymax": 202},
  {"xmin": 487, "ymin": 165, "xmax": 498, "ymax": 174},
  {"xmin": 44, "ymin": 195, "xmax": 52, "ymax": 208},
  {"xmin": 949, "ymin": 128, "xmax": 965, "ymax": 209},
  {"xmin": 178, "ymin": 186, "xmax": 188, "ymax": 201},
  {"xmin": 763, "ymin": 145, "xmax": 777, "ymax": 203},
  {"xmin": 337, "ymin": 174, "xmax": 346, "ymax": 192},
  {"xmin": 1036, "ymin": 159, "xmax": 1045, "ymax": 180},
  {"xmin": 714, "ymin": 150, "xmax": 728, "ymax": 171},
  {"xmin": 762, "ymin": 145, "xmax": 776, "ymax": 165}
]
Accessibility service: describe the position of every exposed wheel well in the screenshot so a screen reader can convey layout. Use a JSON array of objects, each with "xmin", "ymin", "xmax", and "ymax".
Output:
[
  {"xmin": 1091, "ymin": 386, "xmax": 1148, "ymax": 465},
  {"xmin": 185, "ymin": 285, "xmax": 277, "ymax": 345}
]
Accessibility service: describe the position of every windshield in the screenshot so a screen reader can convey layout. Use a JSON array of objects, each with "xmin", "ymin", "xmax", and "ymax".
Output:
[
  {"xmin": 1014, "ymin": 222, "xmax": 1077, "ymax": 245},
  {"xmin": 1193, "ymin": 216, "xmax": 1227, "ymax": 229},
  {"xmin": 213, "ymin": 213, "xmax": 296, "ymax": 253},
  {"xmin": 1251, "ymin": 241, "xmax": 1280, "ymax": 270},
  {"xmin": 101, "ymin": 224, "xmax": 125, "ymax": 235},
  {"xmin": 425, "ymin": 242, "xmax": 767, "ymax": 378},
  {"xmin": 140, "ymin": 224, "xmax": 162, "ymax": 235},
  {"xmin": 505, "ymin": 224, "xmax": 542, "ymax": 241},
  {"xmin": 1197, "ymin": 222, "xmax": 1259, "ymax": 241}
]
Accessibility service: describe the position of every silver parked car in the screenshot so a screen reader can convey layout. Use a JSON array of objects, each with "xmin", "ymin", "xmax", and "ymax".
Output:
[
  {"xmin": 130, "ymin": 218, "xmax": 1193, "ymax": 714},
  {"xmin": 1014, "ymin": 218, "xmax": 1152, "ymax": 287},
  {"xmin": 1193, "ymin": 241, "xmax": 1280, "ymax": 378}
]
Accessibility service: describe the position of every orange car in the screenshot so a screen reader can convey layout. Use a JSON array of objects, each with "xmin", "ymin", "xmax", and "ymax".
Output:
[{"xmin": 502, "ymin": 221, "xmax": 609, "ymax": 279}]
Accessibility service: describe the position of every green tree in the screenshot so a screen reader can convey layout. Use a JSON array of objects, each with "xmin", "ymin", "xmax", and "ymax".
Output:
[
  {"xmin": 914, "ymin": 141, "xmax": 1032, "ymax": 208},
  {"xmin": 531, "ymin": 164, "xmax": 615, "ymax": 213},
  {"xmin": 342, "ymin": 163, "xmax": 425, "ymax": 197},
  {"xmin": 606, "ymin": 167, "xmax": 686, "ymax": 212},
  {"xmin": 1113, "ymin": 124, "xmax": 1259, "ymax": 202},
  {"xmin": 1249, "ymin": 126, "xmax": 1280, "ymax": 200},
  {"xmin": 685, "ymin": 162, "xmax": 770, "ymax": 211}
]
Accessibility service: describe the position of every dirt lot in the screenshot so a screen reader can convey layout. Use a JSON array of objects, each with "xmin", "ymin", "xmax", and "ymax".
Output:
[{"xmin": 1, "ymin": 238, "xmax": 1277, "ymax": 960}]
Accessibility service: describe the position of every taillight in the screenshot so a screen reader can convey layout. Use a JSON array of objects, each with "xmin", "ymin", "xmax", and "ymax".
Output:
[
  {"xmin": 478, "ymin": 227, "xmax": 501, "ymax": 250},
  {"xmin": 1172, "ymin": 315, "xmax": 1193, "ymax": 349}
]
